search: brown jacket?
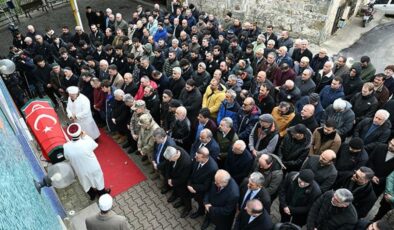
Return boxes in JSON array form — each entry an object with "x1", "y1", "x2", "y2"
[{"x1": 309, "y1": 127, "x2": 341, "y2": 155}]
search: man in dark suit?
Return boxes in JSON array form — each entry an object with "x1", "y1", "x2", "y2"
[
  {"x1": 367, "y1": 138, "x2": 394, "y2": 196},
  {"x1": 333, "y1": 167, "x2": 377, "y2": 218},
  {"x1": 202, "y1": 169, "x2": 240, "y2": 230},
  {"x1": 190, "y1": 128, "x2": 220, "y2": 160},
  {"x1": 152, "y1": 128, "x2": 176, "y2": 183},
  {"x1": 186, "y1": 147, "x2": 218, "y2": 219},
  {"x1": 234, "y1": 199, "x2": 273, "y2": 230},
  {"x1": 225, "y1": 140, "x2": 254, "y2": 184},
  {"x1": 239, "y1": 172, "x2": 271, "y2": 214},
  {"x1": 263, "y1": 25, "x2": 278, "y2": 48},
  {"x1": 194, "y1": 108, "x2": 218, "y2": 141},
  {"x1": 163, "y1": 146, "x2": 193, "y2": 218}
]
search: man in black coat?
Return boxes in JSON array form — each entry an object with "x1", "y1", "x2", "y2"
[
  {"x1": 121, "y1": 73, "x2": 138, "y2": 96},
  {"x1": 151, "y1": 128, "x2": 176, "y2": 183},
  {"x1": 168, "y1": 67, "x2": 186, "y2": 99},
  {"x1": 225, "y1": 140, "x2": 254, "y2": 184},
  {"x1": 164, "y1": 146, "x2": 192, "y2": 217},
  {"x1": 202, "y1": 169, "x2": 239, "y2": 230},
  {"x1": 179, "y1": 79, "x2": 203, "y2": 125},
  {"x1": 239, "y1": 172, "x2": 271, "y2": 214},
  {"x1": 279, "y1": 169, "x2": 321, "y2": 227},
  {"x1": 186, "y1": 147, "x2": 218, "y2": 219},
  {"x1": 301, "y1": 150, "x2": 337, "y2": 193},
  {"x1": 190, "y1": 128, "x2": 220, "y2": 160},
  {"x1": 307, "y1": 189, "x2": 358, "y2": 230},
  {"x1": 353, "y1": 109, "x2": 391, "y2": 153},
  {"x1": 277, "y1": 124, "x2": 312, "y2": 172},
  {"x1": 234, "y1": 199, "x2": 273, "y2": 230},
  {"x1": 367, "y1": 139, "x2": 394, "y2": 196},
  {"x1": 333, "y1": 167, "x2": 377, "y2": 218},
  {"x1": 335, "y1": 137, "x2": 368, "y2": 182},
  {"x1": 142, "y1": 86, "x2": 161, "y2": 124}
]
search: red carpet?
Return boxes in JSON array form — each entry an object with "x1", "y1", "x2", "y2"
[{"x1": 94, "y1": 129, "x2": 146, "y2": 196}]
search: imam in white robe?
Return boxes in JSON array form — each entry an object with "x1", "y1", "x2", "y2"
[
  {"x1": 66, "y1": 93, "x2": 100, "y2": 139},
  {"x1": 63, "y1": 135, "x2": 104, "y2": 192}
]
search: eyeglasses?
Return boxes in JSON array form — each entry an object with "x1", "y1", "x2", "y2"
[{"x1": 243, "y1": 103, "x2": 251, "y2": 106}]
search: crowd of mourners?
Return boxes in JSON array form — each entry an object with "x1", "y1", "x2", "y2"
[{"x1": 2, "y1": 1, "x2": 394, "y2": 229}]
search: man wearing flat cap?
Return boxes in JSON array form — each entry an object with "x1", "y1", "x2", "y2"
[
  {"x1": 66, "y1": 86, "x2": 100, "y2": 140},
  {"x1": 85, "y1": 194, "x2": 130, "y2": 230},
  {"x1": 249, "y1": 114, "x2": 279, "y2": 158},
  {"x1": 64, "y1": 123, "x2": 110, "y2": 200}
]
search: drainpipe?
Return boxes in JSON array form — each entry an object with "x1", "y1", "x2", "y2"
[{"x1": 70, "y1": 0, "x2": 83, "y2": 30}]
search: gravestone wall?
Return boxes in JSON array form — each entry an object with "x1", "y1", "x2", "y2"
[{"x1": 191, "y1": 0, "x2": 335, "y2": 43}]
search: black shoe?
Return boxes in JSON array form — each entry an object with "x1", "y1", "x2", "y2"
[
  {"x1": 173, "y1": 200, "x2": 184, "y2": 208},
  {"x1": 141, "y1": 155, "x2": 148, "y2": 162},
  {"x1": 87, "y1": 188, "x2": 97, "y2": 201},
  {"x1": 201, "y1": 217, "x2": 210, "y2": 230},
  {"x1": 122, "y1": 142, "x2": 131, "y2": 148},
  {"x1": 190, "y1": 210, "x2": 204, "y2": 219},
  {"x1": 167, "y1": 194, "x2": 177, "y2": 203},
  {"x1": 161, "y1": 187, "x2": 170, "y2": 194},
  {"x1": 180, "y1": 208, "x2": 191, "y2": 218}
]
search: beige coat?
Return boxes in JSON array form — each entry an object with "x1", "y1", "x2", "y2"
[
  {"x1": 137, "y1": 121, "x2": 160, "y2": 159},
  {"x1": 309, "y1": 127, "x2": 342, "y2": 155}
]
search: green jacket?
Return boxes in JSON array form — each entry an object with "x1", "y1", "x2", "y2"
[{"x1": 385, "y1": 170, "x2": 394, "y2": 204}]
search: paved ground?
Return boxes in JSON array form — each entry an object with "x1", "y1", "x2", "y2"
[
  {"x1": 339, "y1": 22, "x2": 394, "y2": 72},
  {"x1": 2, "y1": 1, "x2": 386, "y2": 229}
]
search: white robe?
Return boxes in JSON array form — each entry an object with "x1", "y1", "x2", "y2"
[
  {"x1": 63, "y1": 136, "x2": 104, "y2": 192},
  {"x1": 66, "y1": 93, "x2": 100, "y2": 139}
]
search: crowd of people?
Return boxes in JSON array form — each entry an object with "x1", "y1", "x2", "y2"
[{"x1": 2, "y1": 1, "x2": 394, "y2": 230}]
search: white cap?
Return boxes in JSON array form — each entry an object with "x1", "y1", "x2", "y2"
[
  {"x1": 67, "y1": 123, "x2": 82, "y2": 138},
  {"x1": 67, "y1": 86, "x2": 79, "y2": 94},
  {"x1": 98, "y1": 194, "x2": 113, "y2": 211}
]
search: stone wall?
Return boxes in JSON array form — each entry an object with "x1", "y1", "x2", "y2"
[{"x1": 189, "y1": 0, "x2": 345, "y2": 44}]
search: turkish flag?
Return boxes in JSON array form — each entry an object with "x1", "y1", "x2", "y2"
[{"x1": 22, "y1": 100, "x2": 67, "y2": 163}]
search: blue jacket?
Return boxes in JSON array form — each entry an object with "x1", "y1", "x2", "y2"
[
  {"x1": 153, "y1": 28, "x2": 168, "y2": 43},
  {"x1": 217, "y1": 100, "x2": 241, "y2": 128},
  {"x1": 237, "y1": 105, "x2": 261, "y2": 142},
  {"x1": 319, "y1": 85, "x2": 345, "y2": 109}
]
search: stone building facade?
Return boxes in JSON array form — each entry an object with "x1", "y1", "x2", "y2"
[{"x1": 188, "y1": 0, "x2": 366, "y2": 44}]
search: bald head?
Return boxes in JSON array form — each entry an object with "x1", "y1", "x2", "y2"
[
  {"x1": 246, "y1": 199, "x2": 264, "y2": 216},
  {"x1": 301, "y1": 104, "x2": 315, "y2": 119},
  {"x1": 215, "y1": 169, "x2": 231, "y2": 188},
  {"x1": 320, "y1": 149, "x2": 336, "y2": 166},
  {"x1": 232, "y1": 140, "x2": 246, "y2": 154}
]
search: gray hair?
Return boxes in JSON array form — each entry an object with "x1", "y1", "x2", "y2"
[
  {"x1": 153, "y1": 128, "x2": 167, "y2": 138},
  {"x1": 300, "y1": 56, "x2": 310, "y2": 63},
  {"x1": 114, "y1": 89, "x2": 125, "y2": 97},
  {"x1": 123, "y1": 94, "x2": 134, "y2": 103},
  {"x1": 163, "y1": 146, "x2": 178, "y2": 160},
  {"x1": 226, "y1": 89, "x2": 237, "y2": 99},
  {"x1": 198, "y1": 62, "x2": 206, "y2": 69},
  {"x1": 221, "y1": 117, "x2": 233, "y2": 128},
  {"x1": 201, "y1": 128, "x2": 213, "y2": 139},
  {"x1": 267, "y1": 52, "x2": 277, "y2": 59},
  {"x1": 334, "y1": 188, "x2": 354, "y2": 204},
  {"x1": 173, "y1": 67, "x2": 182, "y2": 74},
  {"x1": 234, "y1": 140, "x2": 247, "y2": 151},
  {"x1": 172, "y1": 38, "x2": 179, "y2": 44},
  {"x1": 249, "y1": 172, "x2": 265, "y2": 186},
  {"x1": 228, "y1": 74, "x2": 238, "y2": 82},
  {"x1": 376, "y1": 109, "x2": 390, "y2": 121},
  {"x1": 267, "y1": 39, "x2": 275, "y2": 45}
]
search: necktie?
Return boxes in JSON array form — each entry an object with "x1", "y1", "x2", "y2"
[
  {"x1": 241, "y1": 190, "x2": 253, "y2": 209},
  {"x1": 197, "y1": 163, "x2": 202, "y2": 171},
  {"x1": 156, "y1": 143, "x2": 164, "y2": 163},
  {"x1": 199, "y1": 143, "x2": 205, "y2": 149}
]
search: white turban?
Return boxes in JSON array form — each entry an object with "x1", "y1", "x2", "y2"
[{"x1": 67, "y1": 86, "x2": 79, "y2": 94}]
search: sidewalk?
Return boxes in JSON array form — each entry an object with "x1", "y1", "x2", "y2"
[{"x1": 310, "y1": 10, "x2": 391, "y2": 55}]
